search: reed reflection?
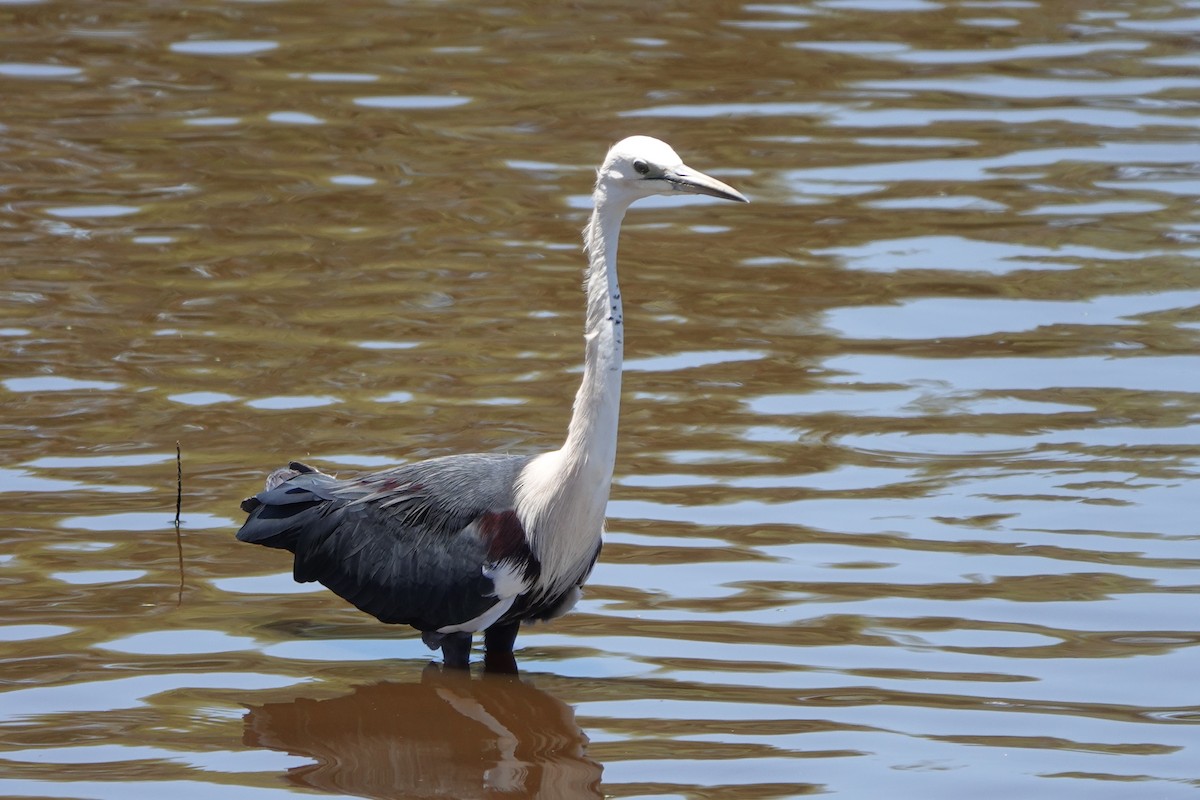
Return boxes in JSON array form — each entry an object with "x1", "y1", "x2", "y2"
[{"x1": 243, "y1": 669, "x2": 602, "y2": 800}]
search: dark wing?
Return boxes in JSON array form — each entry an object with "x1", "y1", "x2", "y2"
[{"x1": 236, "y1": 455, "x2": 536, "y2": 632}]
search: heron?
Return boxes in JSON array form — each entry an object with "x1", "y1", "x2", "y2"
[{"x1": 236, "y1": 136, "x2": 747, "y2": 672}]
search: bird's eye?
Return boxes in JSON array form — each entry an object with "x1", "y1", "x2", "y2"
[{"x1": 632, "y1": 159, "x2": 650, "y2": 175}]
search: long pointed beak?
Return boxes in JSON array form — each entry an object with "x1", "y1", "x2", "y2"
[{"x1": 664, "y1": 164, "x2": 749, "y2": 203}]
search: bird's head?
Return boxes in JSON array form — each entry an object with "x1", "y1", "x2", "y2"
[{"x1": 596, "y1": 135, "x2": 748, "y2": 206}]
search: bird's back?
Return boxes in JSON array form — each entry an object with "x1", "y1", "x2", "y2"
[{"x1": 237, "y1": 453, "x2": 536, "y2": 632}]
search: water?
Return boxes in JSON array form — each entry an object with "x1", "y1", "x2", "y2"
[{"x1": 2, "y1": 0, "x2": 1199, "y2": 797}]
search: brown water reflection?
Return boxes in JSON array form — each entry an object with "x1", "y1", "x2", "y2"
[
  {"x1": 244, "y1": 671, "x2": 601, "y2": 799},
  {"x1": 3, "y1": 0, "x2": 1200, "y2": 798}
]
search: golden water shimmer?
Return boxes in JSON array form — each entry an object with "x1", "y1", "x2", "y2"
[{"x1": 2, "y1": 1, "x2": 1199, "y2": 798}]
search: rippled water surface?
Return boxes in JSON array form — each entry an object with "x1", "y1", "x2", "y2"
[{"x1": 3, "y1": 1, "x2": 1199, "y2": 798}]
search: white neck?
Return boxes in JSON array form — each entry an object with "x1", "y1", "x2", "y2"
[
  {"x1": 566, "y1": 186, "x2": 625, "y2": 470},
  {"x1": 516, "y1": 184, "x2": 627, "y2": 594}
]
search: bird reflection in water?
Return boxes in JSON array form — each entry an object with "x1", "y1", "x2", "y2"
[{"x1": 243, "y1": 668, "x2": 603, "y2": 799}]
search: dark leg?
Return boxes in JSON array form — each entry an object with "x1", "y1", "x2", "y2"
[
  {"x1": 440, "y1": 632, "x2": 472, "y2": 669},
  {"x1": 483, "y1": 621, "x2": 520, "y2": 674}
]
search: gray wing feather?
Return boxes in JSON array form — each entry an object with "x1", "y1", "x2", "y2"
[{"x1": 236, "y1": 454, "x2": 533, "y2": 632}]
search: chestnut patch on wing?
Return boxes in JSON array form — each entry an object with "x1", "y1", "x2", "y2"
[
  {"x1": 478, "y1": 510, "x2": 531, "y2": 562},
  {"x1": 372, "y1": 477, "x2": 420, "y2": 493}
]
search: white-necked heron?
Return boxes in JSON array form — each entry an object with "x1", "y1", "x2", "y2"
[{"x1": 237, "y1": 136, "x2": 747, "y2": 671}]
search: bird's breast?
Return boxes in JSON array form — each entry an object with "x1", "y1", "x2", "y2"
[{"x1": 514, "y1": 450, "x2": 609, "y2": 600}]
